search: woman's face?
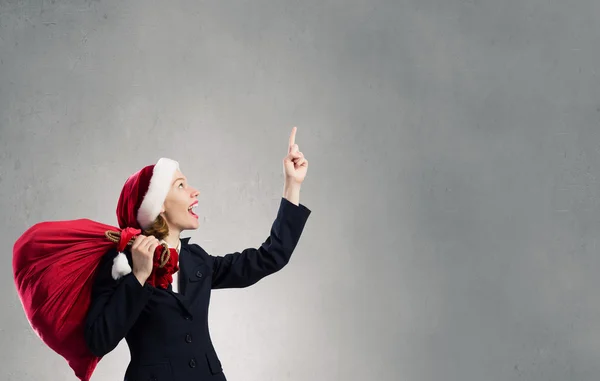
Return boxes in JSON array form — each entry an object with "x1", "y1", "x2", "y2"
[{"x1": 160, "y1": 169, "x2": 200, "y2": 232}]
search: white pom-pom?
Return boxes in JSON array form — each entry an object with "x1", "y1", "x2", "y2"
[{"x1": 111, "y1": 252, "x2": 132, "y2": 280}]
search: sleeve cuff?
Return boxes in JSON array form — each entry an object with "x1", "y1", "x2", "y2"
[{"x1": 280, "y1": 197, "x2": 311, "y2": 218}]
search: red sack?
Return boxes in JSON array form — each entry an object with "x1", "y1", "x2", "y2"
[{"x1": 12, "y1": 218, "x2": 173, "y2": 381}]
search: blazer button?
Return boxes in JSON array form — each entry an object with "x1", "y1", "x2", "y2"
[
  {"x1": 195, "y1": 270, "x2": 203, "y2": 278},
  {"x1": 189, "y1": 358, "x2": 197, "y2": 368},
  {"x1": 185, "y1": 334, "x2": 192, "y2": 343},
  {"x1": 183, "y1": 315, "x2": 191, "y2": 320}
]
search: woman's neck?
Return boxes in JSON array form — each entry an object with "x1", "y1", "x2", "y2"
[{"x1": 164, "y1": 231, "x2": 181, "y2": 249}]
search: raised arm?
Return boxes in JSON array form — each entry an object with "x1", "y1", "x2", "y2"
[
  {"x1": 205, "y1": 196, "x2": 311, "y2": 289},
  {"x1": 205, "y1": 126, "x2": 311, "y2": 288}
]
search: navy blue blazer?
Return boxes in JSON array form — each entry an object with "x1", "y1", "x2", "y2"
[{"x1": 84, "y1": 197, "x2": 311, "y2": 381}]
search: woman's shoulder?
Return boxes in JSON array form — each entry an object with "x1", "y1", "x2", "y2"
[
  {"x1": 184, "y1": 241, "x2": 216, "y2": 266},
  {"x1": 183, "y1": 240, "x2": 206, "y2": 254}
]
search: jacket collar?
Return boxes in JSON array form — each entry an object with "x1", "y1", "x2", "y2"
[{"x1": 159, "y1": 237, "x2": 192, "y2": 253}]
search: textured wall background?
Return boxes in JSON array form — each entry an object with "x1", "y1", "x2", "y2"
[{"x1": 2, "y1": 0, "x2": 600, "y2": 380}]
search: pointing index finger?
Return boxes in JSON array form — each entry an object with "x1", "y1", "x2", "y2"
[{"x1": 289, "y1": 126, "x2": 297, "y2": 148}]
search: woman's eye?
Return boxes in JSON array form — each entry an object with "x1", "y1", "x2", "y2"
[{"x1": 179, "y1": 183, "x2": 184, "y2": 188}]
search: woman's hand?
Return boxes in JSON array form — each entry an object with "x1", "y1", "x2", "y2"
[
  {"x1": 283, "y1": 126, "x2": 308, "y2": 185},
  {"x1": 131, "y1": 235, "x2": 159, "y2": 285}
]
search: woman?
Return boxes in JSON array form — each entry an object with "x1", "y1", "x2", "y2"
[{"x1": 84, "y1": 127, "x2": 311, "y2": 381}]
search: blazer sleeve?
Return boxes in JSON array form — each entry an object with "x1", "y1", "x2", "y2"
[
  {"x1": 209, "y1": 197, "x2": 311, "y2": 289},
  {"x1": 84, "y1": 248, "x2": 155, "y2": 357}
]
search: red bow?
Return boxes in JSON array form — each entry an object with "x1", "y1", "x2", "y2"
[{"x1": 147, "y1": 247, "x2": 179, "y2": 289}]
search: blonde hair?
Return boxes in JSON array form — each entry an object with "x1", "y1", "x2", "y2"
[{"x1": 142, "y1": 214, "x2": 170, "y2": 240}]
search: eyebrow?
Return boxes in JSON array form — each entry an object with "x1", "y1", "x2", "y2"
[{"x1": 173, "y1": 177, "x2": 186, "y2": 185}]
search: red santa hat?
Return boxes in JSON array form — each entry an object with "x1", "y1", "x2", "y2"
[{"x1": 112, "y1": 157, "x2": 180, "y2": 279}]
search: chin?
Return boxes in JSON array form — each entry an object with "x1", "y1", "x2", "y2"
[{"x1": 178, "y1": 218, "x2": 200, "y2": 232}]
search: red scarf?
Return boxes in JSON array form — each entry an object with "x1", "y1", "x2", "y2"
[{"x1": 147, "y1": 247, "x2": 179, "y2": 289}]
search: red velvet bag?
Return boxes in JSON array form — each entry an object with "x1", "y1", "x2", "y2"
[{"x1": 12, "y1": 218, "x2": 177, "y2": 381}]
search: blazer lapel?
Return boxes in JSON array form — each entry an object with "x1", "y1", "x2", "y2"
[
  {"x1": 177, "y1": 237, "x2": 192, "y2": 295},
  {"x1": 165, "y1": 237, "x2": 194, "y2": 316},
  {"x1": 177, "y1": 238, "x2": 213, "y2": 309}
]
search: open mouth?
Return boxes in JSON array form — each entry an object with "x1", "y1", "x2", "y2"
[{"x1": 188, "y1": 202, "x2": 199, "y2": 219}]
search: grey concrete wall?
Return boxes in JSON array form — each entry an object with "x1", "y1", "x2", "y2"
[{"x1": 2, "y1": 0, "x2": 600, "y2": 380}]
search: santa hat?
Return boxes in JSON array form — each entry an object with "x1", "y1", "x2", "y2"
[{"x1": 112, "y1": 157, "x2": 180, "y2": 279}]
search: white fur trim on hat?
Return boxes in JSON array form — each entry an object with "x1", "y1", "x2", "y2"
[
  {"x1": 111, "y1": 252, "x2": 132, "y2": 280},
  {"x1": 137, "y1": 157, "x2": 180, "y2": 230}
]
